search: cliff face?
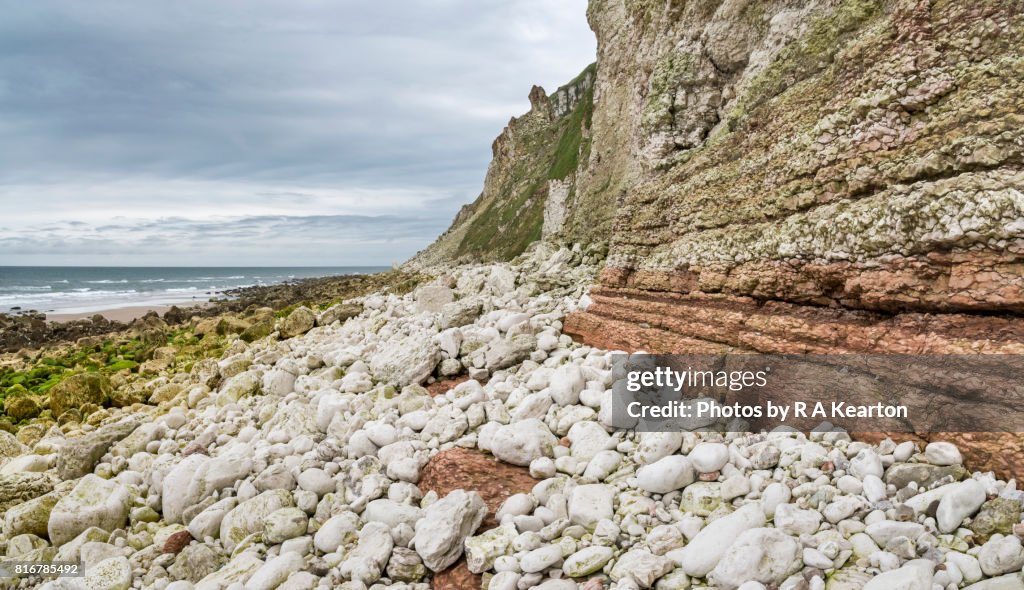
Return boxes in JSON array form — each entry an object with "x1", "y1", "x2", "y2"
[
  {"x1": 565, "y1": 0, "x2": 1024, "y2": 355},
  {"x1": 415, "y1": 0, "x2": 1024, "y2": 355}
]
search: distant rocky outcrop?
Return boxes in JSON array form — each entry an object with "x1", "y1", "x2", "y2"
[{"x1": 408, "y1": 64, "x2": 609, "y2": 266}]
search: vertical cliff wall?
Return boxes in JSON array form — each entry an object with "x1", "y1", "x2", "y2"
[
  {"x1": 564, "y1": 0, "x2": 1024, "y2": 355},
  {"x1": 412, "y1": 0, "x2": 1024, "y2": 354}
]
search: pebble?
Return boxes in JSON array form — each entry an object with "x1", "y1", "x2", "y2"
[
  {"x1": 521, "y1": 544, "x2": 563, "y2": 573},
  {"x1": 635, "y1": 455, "x2": 695, "y2": 494},
  {"x1": 937, "y1": 479, "x2": 986, "y2": 533},
  {"x1": 689, "y1": 442, "x2": 729, "y2": 473},
  {"x1": 925, "y1": 441, "x2": 963, "y2": 466}
]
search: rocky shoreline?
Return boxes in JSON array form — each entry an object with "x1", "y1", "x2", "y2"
[
  {"x1": 0, "y1": 244, "x2": 1021, "y2": 590},
  {"x1": 0, "y1": 271, "x2": 425, "y2": 355}
]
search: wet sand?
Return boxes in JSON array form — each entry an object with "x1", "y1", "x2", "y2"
[{"x1": 47, "y1": 304, "x2": 187, "y2": 323}]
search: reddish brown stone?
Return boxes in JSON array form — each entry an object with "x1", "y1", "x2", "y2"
[
  {"x1": 418, "y1": 448, "x2": 539, "y2": 530},
  {"x1": 566, "y1": 287, "x2": 1024, "y2": 355},
  {"x1": 162, "y1": 530, "x2": 193, "y2": 554},
  {"x1": 430, "y1": 560, "x2": 481, "y2": 590},
  {"x1": 427, "y1": 375, "x2": 470, "y2": 397},
  {"x1": 420, "y1": 448, "x2": 539, "y2": 589}
]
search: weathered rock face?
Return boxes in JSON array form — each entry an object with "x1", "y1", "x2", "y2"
[
  {"x1": 413, "y1": 0, "x2": 1024, "y2": 356},
  {"x1": 564, "y1": 0, "x2": 1024, "y2": 351}
]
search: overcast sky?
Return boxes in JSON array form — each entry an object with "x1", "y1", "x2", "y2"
[{"x1": 0, "y1": 1, "x2": 595, "y2": 266}]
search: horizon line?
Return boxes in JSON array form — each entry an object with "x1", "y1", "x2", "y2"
[{"x1": 0, "y1": 264, "x2": 394, "y2": 269}]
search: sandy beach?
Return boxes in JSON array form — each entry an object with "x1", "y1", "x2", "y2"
[{"x1": 47, "y1": 304, "x2": 178, "y2": 323}]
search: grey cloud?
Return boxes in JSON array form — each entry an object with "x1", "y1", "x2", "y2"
[
  {"x1": 0, "y1": 214, "x2": 449, "y2": 266},
  {"x1": 0, "y1": 0, "x2": 594, "y2": 264}
]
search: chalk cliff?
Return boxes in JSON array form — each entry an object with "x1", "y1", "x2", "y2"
[
  {"x1": 417, "y1": 0, "x2": 1024, "y2": 355},
  {"x1": 566, "y1": 0, "x2": 1024, "y2": 356}
]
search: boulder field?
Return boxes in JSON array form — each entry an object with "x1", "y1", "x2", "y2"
[{"x1": 0, "y1": 245, "x2": 1022, "y2": 590}]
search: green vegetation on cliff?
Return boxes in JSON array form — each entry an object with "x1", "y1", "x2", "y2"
[
  {"x1": 409, "y1": 64, "x2": 597, "y2": 266},
  {"x1": 549, "y1": 83, "x2": 594, "y2": 181}
]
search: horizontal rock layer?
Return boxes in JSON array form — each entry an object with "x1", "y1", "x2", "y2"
[
  {"x1": 565, "y1": 289, "x2": 1024, "y2": 481},
  {"x1": 565, "y1": 285, "x2": 1024, "y2": 355}
]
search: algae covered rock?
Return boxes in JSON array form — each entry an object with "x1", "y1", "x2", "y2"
[
  {"x1": 5, "y1": 490, "x2": 62, "y2": 537},
  {"x1": 168, "y1": 542, "x2": 221, "y2": 582},
  {"x1": 680, "y1": 481, "x2": 722, "y2": 516},
  {"x1": 216, "y1": 370, "x2": 262, "y2": 405},
  {"x1": 240, "y1": 317, "x2": 275, "y2": 342},
  {"x1": 261, "y1": 506, "x2": 308, "y2": 544},
  {"x1": 971, "y1": 498, "x2": 1023, "y2": 540},
  {"x1": 3, "y1": 385, "x2": 42, "y2": 421},
  {"x1": 465, "y1": 523, "x2": 517, "y2": 574},
  {"x1": 107, "y1": 382, "x2": 149, "y2": 408},
  {"x1": 316, "y1": 303, "x2": 362, "y2": 326},
  {"x1": 563, "y1": 545, "x2": 614, "y2": 577},
  {"x1": 48, "y1": 372, "x2": 113, "y2": 418},
  {"x1": 220, "y1": 489, "x2": 294, "y2": 551},
  {"x1": 215, "y1": 316, "x2": 251, "y2": 336},
  {"x1": 278, "y1": 306, "x2": 315, "y2": 338}
]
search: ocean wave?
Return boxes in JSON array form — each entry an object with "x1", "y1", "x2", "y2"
[
  {"x1": 0, "y1": 288, "x2": 139, "y2": 300},
  {"x1": 0, "y1": 286, "x2": 208, "y2": 313},
  {"x1": 85, "y1": 279, "x2": 130, "y2": 284},
  {"x1": 2, "y1": 285, "x2": 53, "y2": 292}
]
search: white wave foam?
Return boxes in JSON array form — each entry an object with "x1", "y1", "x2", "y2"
[{"x1": 2, "y1": 285, "x2": 53, "y2": 292}]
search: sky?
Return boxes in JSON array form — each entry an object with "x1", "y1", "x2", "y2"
[{"x1": 0, "y1": 1, "x2": 596, "y2": 266}]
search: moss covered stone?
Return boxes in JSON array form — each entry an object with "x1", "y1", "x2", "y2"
[
  {"x1": 279, "y1": 306, "x2": 316, "y2": 339},
  {"x1": 239, "y1": 318, "x2": 275, "y2": 343},
  {"x1": 3, "y1": 385, "x2": 42, "y2": 422},
  {"x1": 970, "y1": 498, "x2": 1021, "y2": 540},
  {"x1": 48, "y1": 373, "x2": 112, "y2": 419}
]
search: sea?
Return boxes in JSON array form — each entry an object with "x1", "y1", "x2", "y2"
[{"x1": 0, "y1": 267, "x2": 389, "y2": 315}]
